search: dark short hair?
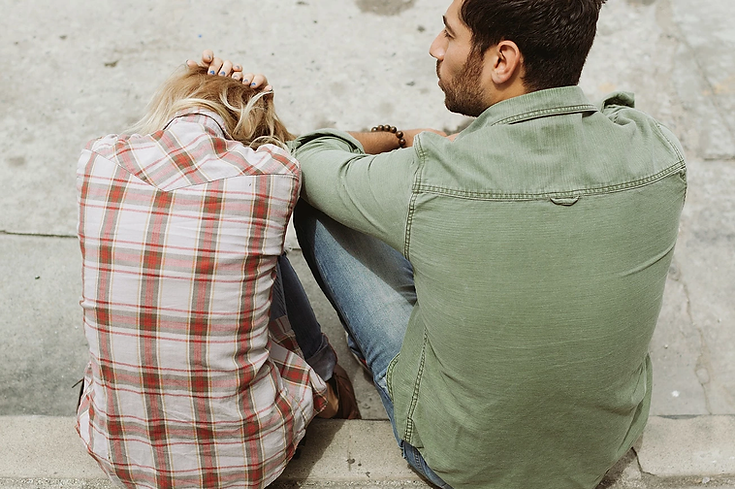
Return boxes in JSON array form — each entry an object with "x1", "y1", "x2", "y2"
[{"x1": 459, "y1": 0, "x2": 606, "y2": 91}]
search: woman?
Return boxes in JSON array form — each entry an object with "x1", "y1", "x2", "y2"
[{"x1": 76, "y1": 64, "x2": 359, "y2": 489}]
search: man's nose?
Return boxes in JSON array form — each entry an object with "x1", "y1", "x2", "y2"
[{"x1": 429, "y1": 33, "x2": 445, "y2": 60}]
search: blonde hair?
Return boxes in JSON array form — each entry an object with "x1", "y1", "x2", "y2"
[{"x1": 128, "y1": 65, "x2": 294, "y2": 149}]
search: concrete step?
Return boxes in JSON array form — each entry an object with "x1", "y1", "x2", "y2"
[{"x1": 1, "y1": 416, "x2": 734, "y2": 488}]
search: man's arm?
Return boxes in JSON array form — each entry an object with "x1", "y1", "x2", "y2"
[
  {"x1": 349, "y1": 128, "x2": 446, "y2": 154},
  {"x1": 291, "y1": 129, "x2": 429, "y2": 252},
  {"x1": 189, "y1": 51, "x2": 448, "y2": 250}
]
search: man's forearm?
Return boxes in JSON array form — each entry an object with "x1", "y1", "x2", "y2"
[
  {"x1": 348, "y1": 127, "x2": 446, "y2": 154},
  {"x1": 347, "y1": 131, "x2": 403, "y2": 154}
]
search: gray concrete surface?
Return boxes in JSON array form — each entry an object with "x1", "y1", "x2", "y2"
[
  {"x1": 2, "y1": 416, "x2": 735, "y2": 489},
  {"x1": 637, "y1": 416, "x2": 735, "y2": 478},
  {"x1": 1, "y1": 0, "x2": 734, "y2": 487}
]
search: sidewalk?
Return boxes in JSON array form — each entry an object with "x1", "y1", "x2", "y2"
[
  {"x1": 0, "y1": 416, "x2": 734, "y2": 488},
  {"x1": 1, "y1": 0, "x2": 734, "y2": 487}
]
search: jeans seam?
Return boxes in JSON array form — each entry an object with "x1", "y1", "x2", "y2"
[
  {"x1": 386, "y1": 353, "x2": 398, "y2": 400},
  {"x1": 411, "y1": 448, "x2": 422, "y2": 469}
]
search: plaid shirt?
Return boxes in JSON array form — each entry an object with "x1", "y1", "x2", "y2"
[{"x1": 76, "y1": 110, "x2": 327, "y2": 488}]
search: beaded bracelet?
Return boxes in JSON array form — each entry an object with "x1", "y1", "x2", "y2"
[{"x1": 371, "y1": 124, "x2": 407, "y2": 148}]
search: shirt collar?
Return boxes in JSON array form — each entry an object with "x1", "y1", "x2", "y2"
[
  {"x1": 470, "y1": 86, "x2": 598, "y2": 129},
  {"x1": 165, "y1": 109, "x2": 231, "y2": 139}
]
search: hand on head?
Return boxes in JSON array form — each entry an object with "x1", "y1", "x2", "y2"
[
  {"x1": 186, "y1": 50, "x2": 272, "y2": 92},
  {"x1": 185, "y1": 51, "x2": 455, "y2": 145}
]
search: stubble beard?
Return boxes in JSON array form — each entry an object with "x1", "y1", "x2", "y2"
[{"x1": 436, "y1": 51, "x2": 487, "y2": 118}]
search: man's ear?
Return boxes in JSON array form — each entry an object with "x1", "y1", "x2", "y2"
[{"x1": 490, "y1": 40, "x2": 523, "y2": 85}]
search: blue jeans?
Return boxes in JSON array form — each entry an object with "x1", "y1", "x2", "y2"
[
  {"x1": 294, "y1": 201, "x2": 452, "y2": 489},
  {"x1": 270, "y1": 254, "x2": 336, "y2": 381}
]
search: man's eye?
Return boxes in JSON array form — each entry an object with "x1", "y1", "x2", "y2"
[{"x1": 443, "y1": 29, "x2": 451, "y2": 39}]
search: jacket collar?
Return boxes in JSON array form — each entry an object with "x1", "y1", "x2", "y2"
[{"x1": 464, "y1": 86, "x2": 598, "y2": 134}]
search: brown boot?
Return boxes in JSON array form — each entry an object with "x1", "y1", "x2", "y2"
[{"x1": 318, "y1": 364, "x2": 361, "y2": 419}]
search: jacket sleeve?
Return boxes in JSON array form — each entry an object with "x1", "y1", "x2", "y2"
[{"x1": 291, "y1": 129, "x2": 419, "y2": 254}]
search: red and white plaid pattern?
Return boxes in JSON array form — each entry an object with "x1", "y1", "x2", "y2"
[{"x1": 76, "y1": 111, "x2": 327, "y2": 488}]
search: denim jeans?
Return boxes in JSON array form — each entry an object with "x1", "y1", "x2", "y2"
[
  {"x1": 270, "y1": 253, "x2": 336, "y2": 381},
  {"x1": 293, "y1": 201, "x2": 452, "y2": 489}
]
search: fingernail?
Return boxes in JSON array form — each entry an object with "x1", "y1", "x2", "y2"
[
  {"x1": 209, "y1": 70, "x2": 215, "y2": 74},
  {"x1": 250, "y1": 82, "x2": 257, "y2": 87},
  {"x1": 243, "y1": 79, "x2": 249, "y2": 84},
  {"x1": 234, "y1": 65, "x2": 241, "y2": 70},
  {"x1": 219, "y1": 71, "x2": 226, "y2": 76}
]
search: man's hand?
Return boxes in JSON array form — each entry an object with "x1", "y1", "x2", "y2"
[{"x1": 186, "y1": 50, "x2": 272, "y2": 92}]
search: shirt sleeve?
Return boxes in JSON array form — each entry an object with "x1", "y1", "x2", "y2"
[{"x1": 291, "y1": 129, "x2": 419, "y2": 254}]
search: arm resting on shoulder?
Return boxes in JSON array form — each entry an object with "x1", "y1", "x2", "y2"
[{"x1": 291, "y1": 129, "x2": 421, "y2": 252}]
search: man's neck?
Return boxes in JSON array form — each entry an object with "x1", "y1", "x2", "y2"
[{"x1": 488, "y1": 80, "x2": 530, "y2": 107}]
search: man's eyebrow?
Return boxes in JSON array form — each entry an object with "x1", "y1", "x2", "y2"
[{"x1": 442, "y1": 15, "x2": 457, "y2": 36}]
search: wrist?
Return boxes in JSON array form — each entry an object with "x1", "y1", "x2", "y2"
[{"x1": 371, "y1": 124, "x2": 406, "y2": 149}]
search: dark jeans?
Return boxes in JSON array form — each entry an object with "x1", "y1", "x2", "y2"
[{"x1": 271, "y1": 253, "x2": 336, "y2": 381}]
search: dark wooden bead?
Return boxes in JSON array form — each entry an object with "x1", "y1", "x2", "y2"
[{"x1": 370, "y1": 124, "x2": 406, "y2": 147}]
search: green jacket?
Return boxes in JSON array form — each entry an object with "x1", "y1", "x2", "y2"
[{"x1": 292, "y1": 86, "x2": 686, "y2": 489}]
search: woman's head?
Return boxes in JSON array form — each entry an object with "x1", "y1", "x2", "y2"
[{"x1": 130, "y1": 65, "x2": 293, "y2": 148}]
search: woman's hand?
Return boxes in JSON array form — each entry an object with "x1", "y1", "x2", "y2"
[{"x1": 186, "y1": 50, "x2": 272, "y2": 92}]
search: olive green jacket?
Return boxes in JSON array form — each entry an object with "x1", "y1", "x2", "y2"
[{"x1": 292, "y1": 86, "x2": 687, "y2": 489}]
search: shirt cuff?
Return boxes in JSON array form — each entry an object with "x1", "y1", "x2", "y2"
[{"x1": 289, "y1": 128, "x2": 365, "y2": 155}]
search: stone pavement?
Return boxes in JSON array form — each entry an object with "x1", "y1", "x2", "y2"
[{"x1": 1, "y1": 0, "x2": 734, "y2": 487}]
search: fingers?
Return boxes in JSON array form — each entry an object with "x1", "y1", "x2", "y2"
[
  {"x1": 240, "y1": 73, "x2": 255, "y2": 86},
  {"x1": 206, "y1": 57, "x2": 238, "y2": 77},
  {"x1": 239, "y1": 74, "x2": 272, "y2": 93},
  {"x1": 207, "y1": 57, "x2": 223, "y2": 75},
  {"x1": 202, "y1": 49, "x2": 214, "y2": 65},
  {"x1": 240, "y1": 74, "x2": 269, "y2": 89},
  {"x1": 250, "y1": 74, "x2": 269, "y2": 89},
  {"x1": 187, "y1": 50, "x2": 216, "y2": 69},
  {"x1": 189, "y1": 50, "x2": 272, "y2": 92},
  {"x1": 218, "y1": 60, "x2": 233, "y2": 76},
  {"x1": 185, "y1": 57, "x2": 230, "y2": 75},
  {"x1": 186, "y1": 49, "x2": 215, "y2": 70},
  {"x1": 186, "y1": 50, "x2": 214, "y2": 70}
]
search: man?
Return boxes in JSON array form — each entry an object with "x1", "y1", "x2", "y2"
[{"x1": 206, "y1": 0, "x2": 686, "y2": 486}]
